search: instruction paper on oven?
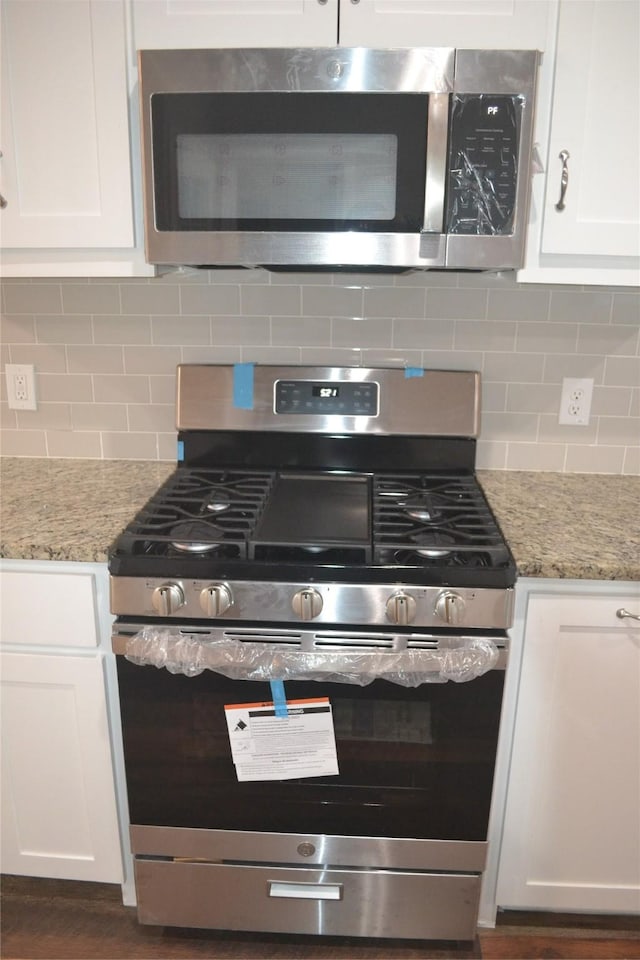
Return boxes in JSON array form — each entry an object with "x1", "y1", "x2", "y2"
[{"x1": 224, "y1": 698, "x2": 339, "y2": 781}]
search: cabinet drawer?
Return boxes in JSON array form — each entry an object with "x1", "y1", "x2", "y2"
[
  {"x1": 0, "y1": 571, "x2": 99, "y2": 648},
  {"x1": 134, "y1": 858, "x2": 481, "y2": 940}
]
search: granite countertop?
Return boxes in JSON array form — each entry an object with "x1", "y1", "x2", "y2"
[{"x1": 1, "y1": 458, "x2": 638, "y2": 581}]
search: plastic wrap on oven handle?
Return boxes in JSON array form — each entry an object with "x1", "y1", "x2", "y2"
[{"x1": 124, "y1": 628, "x2": 499, "y2": 686}]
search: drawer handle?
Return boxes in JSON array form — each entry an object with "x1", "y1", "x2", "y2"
[
  {"x1": 616, "y1": 608, "x2": 640, "y2": 622},
  {"x1": 269, "y1": 881, "x2": 342, "y2": 901}
]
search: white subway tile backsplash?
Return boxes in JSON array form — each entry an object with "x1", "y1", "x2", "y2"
[
  {"x1": 565, "y1": 445, "x2": 626, "y2": 474},
  {"x1": 67, "y1": 345, "x2": 124, "y2": 375},
  {"x1": 425, "y1": 287, "x2": 486, "y2": 320},
  {"x1": 93, "y1": 316, "x2": 152, "y2": 344},
  {"x1": 120, "y1": 282, "x2": 180, "y2": 315},
  {"x1": 2, "y1": 315, "x2": 37, "y2": 343},
  {"x1": 101, "y1": 432, "x2": 159, "y2": 460},
  {"x1": 180, "y1": 283, "x2": 240, "y2": 315},
  {"x1": 4, "y1": 283, "x2": 63, "y2": 314},
  {"x1": 392, "y1": 317, "x2": 454, "y2": 351},
  {"x1": 35, "y1": 315, "x2": 93, "y2": 344},
  {"x1": 549, "y1": 289, "x2": 613, "y2": 324},
  {"x1": 123, "y1": 345, "x2": 182, "y2": 374},
  {"x1": 46, "y1": 430, "x2": 102, "y2": 459},
  {"x1": 61, "y1": 283, "x2": 121, "y2": 315},
  {"x1": 240, "y1": 283, "x2": 301, "y2": 317},
  {"x1": 152, "y1": 315, "x2": 211, "y2": 345},
  {"x1": 331, "y1": 316, "x2": 392, "y2": 349},
  {"x1": 93, "y1": 374, "x2": 151, "y2": 404},
  {"x1": 1, "y1": 271, "x2": 638, "y2": 472}
]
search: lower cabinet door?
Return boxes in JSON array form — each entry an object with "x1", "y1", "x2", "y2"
[
  {"x1": 496, "y1": 592, "x2": 640, "y2": 914},
  {"x1": 0, "y1": 651, "x2": 123, "y2": 882}
]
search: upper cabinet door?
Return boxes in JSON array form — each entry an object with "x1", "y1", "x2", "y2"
[
  {"x1": 339, "y1": 0, "x2": 552, "y2": 49},
  {"x1": 541, "y1": 0, "x2": 640, "y2": 259},
  {"x1": 132, "y1": 0, "x2": 338, "y2": 49},
  {"x1": 0, "y1": 0, "x2": 134, "y2": 249}
]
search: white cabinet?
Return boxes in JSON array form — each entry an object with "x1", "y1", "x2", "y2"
[
  {"x1": 0, "y1": 561, "x2": 126, "y2": 885},
  {"x1": 519, "y1": 0, "x2": 640, "y2": 286},
  {"x1": 0, "y1": 0, "x2": 151, "y2": 277},
  {"x1": 495, "y1": 582, "x2": 640, "y2": 915},
  {"x1": 131, "y1": 0, "x2": 338, "y2": 48},
  {"x1": 339, "y1": 0, "x2": 552, "y2": 50},
  {"x1": 132, "y1": 0, "x2": 552, "y2": 50}
]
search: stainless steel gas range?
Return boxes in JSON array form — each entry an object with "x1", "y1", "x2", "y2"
[{"x1": 109, "y1": 364, "x2": 516, "y2": 942}]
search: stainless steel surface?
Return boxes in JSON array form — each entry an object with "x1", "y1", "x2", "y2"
[
  {"x1": 423, "y1": 92, "x2": 448, "y2": 234},
  {"x1": 130, "y1": 824, "x2": 488, "y2": 871},
  {"x1": 134, "y1": 857, "x2": 482, "y2": 939},
  {"x1": 555, "y1": 149, "x2": 571, "y2": 211},
  {"x1": 139, "y1": 46, "x2": 538, "y2": 270},
  {"x1": 176, "y1": 365, "x2": 481, "y2": 436},
  {"x1": 139, "y1": 46, "x2": 454, "y2": 97},
  {"x1": 616, "y1": 607, "x2": 640, "y2": 622},
  {"x1": 110, "y1": 578, "x2": 514, "y2": 629}
]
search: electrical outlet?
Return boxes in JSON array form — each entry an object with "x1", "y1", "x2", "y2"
[
  {"x1": 559, "y1": 377, "x2": 593, "y2": 426},
  {"x1": 5, "y1": 364, "x2": 37, "y2": 411}
]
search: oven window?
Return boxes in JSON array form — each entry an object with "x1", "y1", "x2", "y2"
[
  {"x1": 116, "y1": 658, "x2": 503, "y2": 842},
  {"x1": 151, "y1": 92, "x2": 428, "y2": 233}
]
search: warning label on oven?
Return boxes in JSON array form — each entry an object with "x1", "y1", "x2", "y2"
[{"x1": 223, "y1": 697, "x2": 339, "y2": 782}]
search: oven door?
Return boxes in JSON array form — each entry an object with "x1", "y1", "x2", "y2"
[{"x1": 113, "y1": 623, "x2": 506, "y2": 847}]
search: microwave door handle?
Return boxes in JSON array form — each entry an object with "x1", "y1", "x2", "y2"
[{"x1": 423, "y1": 93, "x2": 449, "y2": 234}]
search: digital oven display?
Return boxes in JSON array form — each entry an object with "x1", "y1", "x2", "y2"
[{"x1": 275, "y1": 379, "x2": 379, "y2": 416}]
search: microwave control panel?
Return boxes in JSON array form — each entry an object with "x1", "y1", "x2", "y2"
[{"x1": 446, "y1": 94, "x2": 521, "y2": 236}]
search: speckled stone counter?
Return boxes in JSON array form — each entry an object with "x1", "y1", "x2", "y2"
[{"x1": 1, "y1": 458, "x2": 638, "y2": 580}]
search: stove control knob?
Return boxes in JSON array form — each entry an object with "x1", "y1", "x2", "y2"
[
  {"x1": 200, "y1": 583, "x2": 233, "y2": 617},
  {"x1": 151, "y1": 582, "x2": 185, "y2": 616},
  {"x1": 386, "y1": 591, "x2": 416, "y2": 625},
  {"x1": 292, "y1": 588, "x2": 323, "y2": 621},
  {"x1": 434, "y1": 591, "x2": 466, "y2": 626}
]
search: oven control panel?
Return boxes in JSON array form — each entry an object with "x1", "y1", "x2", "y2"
[{"x1": 274, "y1": 379, "x2": 379, "y2": 417}]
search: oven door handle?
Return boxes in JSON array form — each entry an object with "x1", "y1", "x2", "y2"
[{"x1": 269, "y1": 881, "x2": 342, "y2": 901}]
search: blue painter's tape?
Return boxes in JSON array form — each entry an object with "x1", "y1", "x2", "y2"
[
  {"x1": 177, "y1": 440, "x2": 184, "y2": 461},
  {"x1": 404, "y1": 367, "x2": 424, "y2": 378},
  {"x1": 233, "y1": 362, "x2": 255, "y2": 409},
  {"x1": 270, "y1": 680, "x2": 288, "y2": 718}
]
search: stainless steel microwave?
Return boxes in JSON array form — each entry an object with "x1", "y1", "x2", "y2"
[{"x1": 139, "y1": 47, "x2": 539, "y2": 272}]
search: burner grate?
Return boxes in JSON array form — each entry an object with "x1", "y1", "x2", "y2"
[
  {"x1": 113, "y1": 469, "x2": 274, "y2": 557},
  {"x1": 373, "y1": 474, "x2": 511, "y2": 566}
]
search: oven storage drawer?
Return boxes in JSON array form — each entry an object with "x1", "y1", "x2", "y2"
[{"x1": 134, "y1": 858, "x2": 481, "y2": 940}]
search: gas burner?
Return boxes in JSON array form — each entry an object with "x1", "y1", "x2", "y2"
[
  {"x1": 401, "y1": 496, "x2": 445, "y2": 523},
  {"x1": 170, "y1": 520, "x2": 224, "y2": 554},
  {"x1": 410, "y1": 531, "x2": 456, "y2": 559},
  {"x1": 204, "y1": 489, "x2": 232, "y2": 514}
]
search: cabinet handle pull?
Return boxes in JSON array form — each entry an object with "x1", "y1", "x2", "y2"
[
  {"x1": 554, "y1": 150, "x2": 570, "y2": 211},
  {"x1": 616, "y1": 608, "x2": 640, "y2": 622},
  {"x1": 0, "y1": 193, "x2": 7, "y2": 209}
]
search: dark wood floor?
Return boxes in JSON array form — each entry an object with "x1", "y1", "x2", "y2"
[{"x1": 1, "y1": 875, "x2": 639, "y2": 960}]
